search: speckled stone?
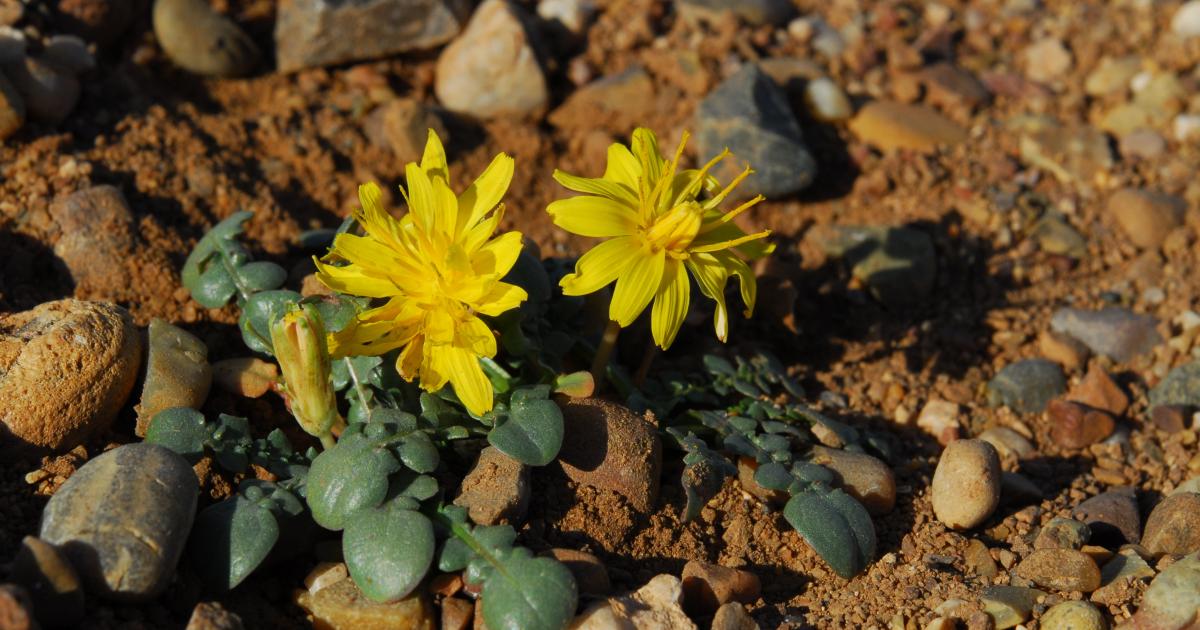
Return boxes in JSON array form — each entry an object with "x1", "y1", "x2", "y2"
[
  {"x1": 1142, "y1": 493, "x2": 1200, "y2": 557},
  {"x1": 39, "y1": 443, "x2": 198, "y2": 601},
  {"x1": 987, "y1": 359, "x2": 1066, "y2": 414},
  {"x1": 1039, "y1": 601, "x2": 1106, "y2": 630},
  {"x1": 1014, "y1": 549, "x2": 1101, "y2": 592}
]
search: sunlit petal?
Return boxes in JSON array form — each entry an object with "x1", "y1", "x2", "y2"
[
  {"x1": 559, "y1": 236, "x2": 640, "y2": 296},
  {"x1": 458, "y1": 152, "x2": 514, "y2": 232},
  {"x1": 547, "y1": 196, "x2": 639, "y2": 238},
  {"x1": 651, "y1": 258, "x2": 689, "y2": 350},
  {"x1": 609, "y1": 247, "x2": 665, "y2": 326}
]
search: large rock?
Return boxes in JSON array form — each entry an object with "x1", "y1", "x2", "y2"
[
  {"x1": 136, "y1": 318, "x2": 212, "y2": 435},
  {"x1": 434, "y1": 0, "x2": 547, "y2": 119},
  {"x1": 1072, "y1": 488, "x2": 1141, "y2": 546},
  {"x1": 931, "y1": 439, "x2": 1001, "y2": 530},
  {"x1": 1142, "y1": 493, "x2": 1200, "y2": 557},
  {"x1": 1050, "y1": 307, "x2": 1161, "y2": 363},
  {"x1": 275, "y1": 0, "x2": 465, "y2": 73},
  {"x1": 153, "y1": 0, "x2": 259, "y2": 77},
  {"x1": 39, "y1": 443, "x2": 199, "y2": 601},
  {"x1": 1129, "y1": 552, "x2": 1200, "y2": 629},
  {"x1": 694, "y1": 63, "x2": 815, "y2": 198},
  {"x1": 49, "y1": 185, "x2": 135, "y2": 293},
  {"x1": 556, "y1": 398, "x2": 661, "y2": 512},
  {"x1": 0, "y1": 300, "x2": 142, "y2": 456}
]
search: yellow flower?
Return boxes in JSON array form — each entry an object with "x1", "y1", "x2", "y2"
[
  {"x1": 314, "y1": 130, "x2": 527, "y2": 416},
  {"x1": 547, "y1": 127, "x2": 773, "y2": 349}
]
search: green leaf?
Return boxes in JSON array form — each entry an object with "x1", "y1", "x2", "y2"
[
  {"x1": 783, "y1": 485, "x2": 876, "y2": 579},
  {"x1": 239, "y1": 261, "x2": 287, "y2": 292},
  {"x1": 481, "y1": 550, "x2": 578, "y2": 630},
  {"x1": 343, "y1": 505, "x2": 435, "y2": 602},
  {"x1": 753, "y1": 462, "x2": 793, "y2": 491},
  {"x1": 188, "y1": 496, "x2": 280, "y2": 591},
  {"x1": 144, "y1": 407, "x2": 209, "y2": 462},
  {"x1": 182, "y1": 211, "x2": 253, "y2": 300},
  {"x1": 396, "y1": 432, "x2": 439, "y2": 473},
  {"x1": 192, "y1": 264, "x2": 238, "y2": 309},
  {"x1": 239, "y1": 290, "x2": 301, "y2": 354},
  {"x1": 487, "y1": 395, "x2": 563, "y2": 466},
  {"x1": 306, "y1": 434, "x2": 402, "y2": 530}
]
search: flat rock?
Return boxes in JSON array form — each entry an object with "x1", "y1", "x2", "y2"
[
  {"x1": 10, "y1": 536, "x2": 85, "y2": 628},
  {"x1": 1129, "y1": 552, "x2": 1200, "y2": 629},
  {"x1": 549, "y1": 66, "x2": 657, "y2": 133},
  {"x1": 918, "y1": 62, "x2": 990, "y2": 111},
  {"x1": 136, "y1": 318, "x2": 212, "y2": 436},
  {"x1": 452, "y1": 446, "x2": 530, "y2": 526},
  {"x1": 1072, "y1": 488, "x2": 1142, "y2": 546},
  {"x1": 979, "y1": 426, "x2": 1035, "y2": 464},
  {"x1": 2, "y1": 55, "x2": 79, "y2": 125},
  {"x1": 1035, "y1": 518, "x2": 1091, "y2": 550},
  {"x1": 40, "y1": 443, "x2": 198, "y2": 601},
  {"x1": 981, "y1": 585, "x2": 1044, "y2": 629},
  {"x1": 1040, "y1": 601, "x2": 1105, "y2": 630},
  {"x1": 1106, "y1": 188, "x2": 1186, "y2": 249},
  {"x1": 556, "y1": 398, "x2": 661, "y2": 512},
  {"x1": 1014, "y1": 548, "x2": 1101, "y2": 592},
  {"x1": 1085, "y1": 55, "x2": 1141, "y2": 96},
  {"x1": 931, "y1": 439, "x2": 1001, "y2": 530},
  {"x1": 987, "y1": 358, "x2": 1066, "y2": 414},
  {"x1": 1068, "y1": 365, "x2": 1129, "y2": 416},
  {"x1": 1092, "y1": 547, "x2": 1155, "y2": 606},
  {"x1": 434, "y1": 0, "x2": 547, "y2": 119},
  {"x1": 153, "y1": 0, "x2": 259, "y2": 77},
  {"x1": 1047, "y1": 399, "x2": 1116, "y2": 449},
  {"x1": 675, "y1": 0, "x2": 792, "y2": 26},
  {"x1": 1151, "y1": 405, "x2": 1192, "y2": 434},
  {"x1": 0, "y1": 299, "x2": 142, "y2": 456},
  {"x1": 1151, "y1": 363, "x2": 1200, "y2": 408},
  {"x1": 808, "y1": 445, "x2": 895, "y2": 515},
  {"x1": 1142, "y1": 493, "x2": 1200, "y2": 557},
  {"x1": 295, "y1": 574, "x2": 433, "y2": 629},
  {"x1": 50, "y1": 185, "x2": 136, "y2": 292},
  {"x1": 276, "y1": 0, "x2": 464, "y2": 72},
  {"x1": 848, "y1": 101, "x2": 967, "y2": 152},
  {"x1": 694, "y1": 63, "x2": 815, "y2": 199},
  {"x1": 1050, "y1": 307, "x2": 1161, "y2": 363}
]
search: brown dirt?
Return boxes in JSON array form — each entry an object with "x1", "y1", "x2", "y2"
[{"x1": 3, "y1": 0, "x2": 1200, "y2": 628}]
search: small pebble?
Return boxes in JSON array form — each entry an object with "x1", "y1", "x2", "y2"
[
  {"x1": 152, "y1": 0, "x2": 259, "y2": 76},
  {"x1": 981, "y1": 585, "x2": 1044, "y2": 629},
  {"x1": 1015, "y1": 548, "x2": 1101, "y2": 592},
  {"x1": 1050, "y1": 307, "x2": 1162, "y2": 364},
  {"x1": 1047, "y1": 399, "x2": 1116, "y2": 449},
  {"x1": 808, "y1": 446, "x2": 896, "y2": 515},
  {"x1": 987, "y1": 359, "x2": 1066, "y2": 414},
  {"x1": 1034, "y1": 518, "x2": 1091, "y2": 551},
  {"x1": 931, "y1": 439, "x2": 1001, "y2": 530},
  {"x1": 453, "y1": 446, "x2": 530, "y2": 526},
  {"x1": 1072, "y1": 488, "x2": 1142, "y2": 546},
  {"x1": 804, "y1": 76, "x2": 851, "y2": 122},
  {"x1": 1172, "y1": 0, "x2": 1200, "y2": 37},
  {"x1": 1039, "y1": 600, "x2": 1106, "y2": 630},
  {"x1": 680, "y1": 560, "x2": 761, "y2": 616},
  {"x1": 1106, "y1": 188, "x2": 1186, "y2": 250},
  {"x1": 9, "y1": 536, "x2": 85, "y2": 628}
]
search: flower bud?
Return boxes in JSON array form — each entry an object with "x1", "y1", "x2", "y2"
[{"x1": 270, "y1": 303, "x2": 341, "y2": 447}]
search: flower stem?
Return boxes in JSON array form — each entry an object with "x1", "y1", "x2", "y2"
[
  {"x1": 633, "y1": 342, "x2": 657, "y2": 389},
  {"x1": 591, "y1": 320, "x2": 621, "y2": 392}
]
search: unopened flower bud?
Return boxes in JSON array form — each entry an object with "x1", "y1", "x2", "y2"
[{"x1": 270, "y1": 303, "x2": 341, "y2": 448}]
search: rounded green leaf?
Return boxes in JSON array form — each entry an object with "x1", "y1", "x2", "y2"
[
  {"x1": 753, "y1": 462, "x2": 793, "y2": 491},
  {"x1": 481, "y1": 551, "x2": 578, "y2": 630},
  {"x1": 239, "y1": 261, "x2": 288, "y2": 292},
  {"x1": 238, "y1": 290, "x2": 301, "y2": 354},
  {"x1": 192, "y1": 263, "x2": 238, "y2": 308},
  {"x1": 188, "y1": 496, "x2": 280, "y2": 591},
  {"x1": 487, "y1": 398, "x2": 563, "y2": 466},
  {"x1": 782, "y1": 486, "x2": 876, "y2": 579},
  {"x1": 397, "y1": 432, "x2": 439, "y2": 473},
  {"x1": 306, "y1": 435, "x2": 401, "y2": 530},
  {"x1": 145, "y1": 408, "x2": 209, "y2": 462},
  {"x1": 343, "y1": 506, "x2": 434, "y2": 602}
]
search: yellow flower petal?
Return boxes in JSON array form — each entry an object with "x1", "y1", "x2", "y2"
[
  {"x1": 472, "y1": 231, "x2": 524, "y2": 277},
  {"x1": 328, "y1": 233, "x2": 401, "y2": 274},
  {"x1": 713, "y1": 250, "x2": 757, "y2": 317},
  {"x1": 458, "y1": 152, "x2": 514, "y2": 233},
  {"x1": 314, "y1": 258, "x2": 397, "y2": 298},
  {"x1": 552, "y1": 169, "x2": 637, "y2": 206},
  {"x1": 357, "y1": 183, "x2": 403, "y2": 247},
  {"x1": 431, "y1": 176, "x2": 460, "y2": 240},
  {"x1": 631, "y1": 127, "x2": 663, "y2": 189},
  {"x1": 603, "y1": 143, "x2": 641, "y2": 191},
  {"x1": 458, "y1": 316, "x2": 498, "y2": 358},
  {"x1": 547, "y1": 196, "x2": 639, "y2": 238},
  {"x1": 559, "y1": 236, "x2": 639, "y2": 296},
  {"x1": 420, "y1": 129, "x2": 449, "y2": 182},
  {"x1": 436, "y1": 344, "x2": 493, "y2": 416},
  {"x1": 685, "y1": 253, "x2": 731, "y2": 341},
  {"x1": 396, "y1": 335, "x2": 424, "y2": 381},
  {"x1": 651, "y1": 258, "x2": 689, "y2": 350},
  {"x1": 473, "y1": 282, "x2": 528, "y2": 316},
  {"x1": 405, "y1": 162, "x2": 437, "y2": 234},
  {"x1": 609, "y1": 247, "x2": 665, "y2": 326}
]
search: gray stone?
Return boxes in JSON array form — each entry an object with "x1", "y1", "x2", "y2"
[
  {"x1": 40, "y1": 443, "x2": 199, "y2": 601},
  {"x1": 1034, "y1": 517, "x2": 1091, "y2": 550},
  {"x1": 2, "y1": 55, "x2": 79, "y2": 124},
  {"x1": 819, "y1": 225, "x2": 936, "y2": 309},
  {"x1": 1050, "y1": 307, "x2": 1161, "y2": 363},
  {"x1": 10, "y1": 536, "x2": 85, "y2": 628},
  {"x1": 43, "y1": 35, "x2": 96, "y2": 74},
  {"x1": 275, "y1": 0, "x2": 465, "y2": 73},
  {"x1": 675, "y1": 0, "x2": 792, "y2": 26},
  {"x1": 0, "y1": 24, "x2": 25, "y2": 63},
  {"x1": 153, "y1": 0, "x2": 259, "y2": 77},
  {"x1": 695, "y1": 63, "x2": 816, "y2": 199},
  {"x1": 1072, "y1": 487, "x2": 1141, "y2": 546},
  {"x1": 453, "y1": 446, "x2": 530, "y2": 526},
  {"x1": 1130, "y1": 552, "x2": 1200, "y2": 628},
  {"x1": 434, "y1": 0, "x2": 547, "y2": 119},
  {"x1": 1151, "y1": 362, "x2": 1200, "y2": 408},
  {"x1": 135, "y1": 318, "x2": 212, "y2": 436},
  {"x1": 987, "y1": 359, "x2": 1066, "y2": 414}
]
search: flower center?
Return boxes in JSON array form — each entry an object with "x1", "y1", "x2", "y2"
[{"x1": 642, "y1": 201, "x2": 703, "y2": 254}]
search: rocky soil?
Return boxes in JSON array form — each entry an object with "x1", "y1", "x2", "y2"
[{"x1": 2, "y1": 0, "x2": 1200, "y2": 628}]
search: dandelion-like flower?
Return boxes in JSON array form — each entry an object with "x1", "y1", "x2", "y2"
[
  {"x1": 547, "y1": 127, "x2": 773, "y2": 349},
  {"x1": 315, "y1": 130, "x2": 527, "y2": 416}
]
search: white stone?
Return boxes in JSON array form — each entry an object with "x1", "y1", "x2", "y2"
[
  {"x1": 537, "y1": 0, "x2": 594, "y2": 33},
  {"x1": 1174, "y1": 114, "x2": 1200, "y2": 142},
  {"x1": 1171, "y1": 0, "x2": 1200, "y2": 37},
  {"x1": 804, "y1": 76, "x2": 851, "y2": 122}
]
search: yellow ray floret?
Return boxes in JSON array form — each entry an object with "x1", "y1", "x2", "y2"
[
  {"x1": 315, "y1": 130, "x2": 526, "y2": 416},
  {"x1": 547, "y1": 127, "x2": 773, "y2": 349}
]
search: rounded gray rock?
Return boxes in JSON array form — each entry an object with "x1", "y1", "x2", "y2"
[
  {"x1": 152, "y1": 0, "x2": 259, "y2": 77},
  {"x1": 39, "y1": 443, "x2": 198, "y2": 602}
]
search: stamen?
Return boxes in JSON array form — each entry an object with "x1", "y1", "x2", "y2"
[
  {"x1": 697, "y1": 195, "x2": 764, "y2": 235},
  {"x1": 690, "y1": 229, "x2": 772, "y2": 253},
  {"x1": 703, "y1": 165, "x2": 754, "y2": 210},
  {"x1": 674, "y1": 149, "x2": 729, "y2": 207}
]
